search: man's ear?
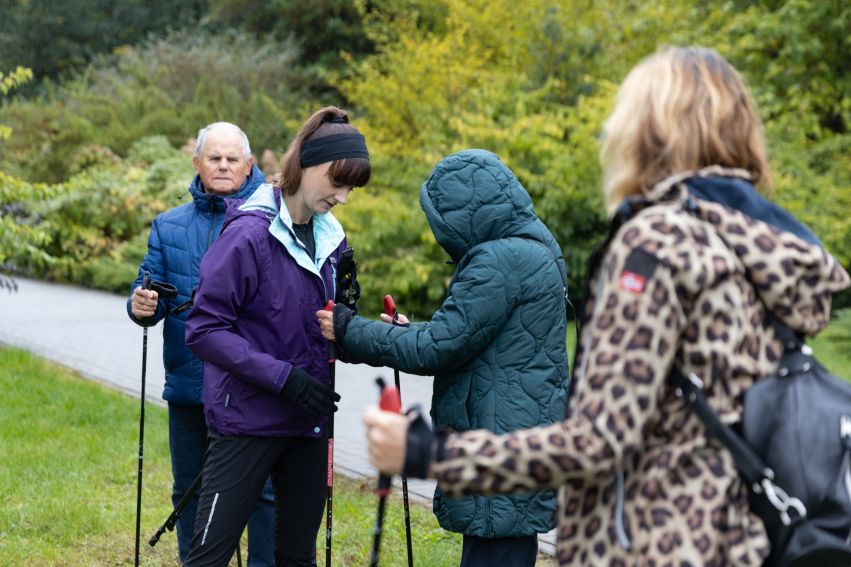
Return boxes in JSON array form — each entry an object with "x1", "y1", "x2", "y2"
[
  {"x1": 192, "y1": 156, "x2": 201, "y2": 174},
  {"x1": 247, "y1": 156, "x2": 256, "y2": 171}
]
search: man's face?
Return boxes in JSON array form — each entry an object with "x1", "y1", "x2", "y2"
[{"x1": 193, "y1": 129, "x2": 253, "y2": 195}]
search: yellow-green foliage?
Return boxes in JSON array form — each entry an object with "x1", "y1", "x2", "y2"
[
  {"x1": 0, "y1": 66, "x2": 32, "y2": 141},
  {"x1": 0, "y1": 172, "x2": 57, "y2": 269},
  {"x1": 0, "y1": 65, "x2": 53, "y2": 273},
  {"x1": 339, "y1": 0, "x2": 619, "y2": 313},
  {"x1": 34, "y1": 137, "x2": 193, "y2": 292},
  {"x1": 338, "y1": 0, "x2": 850, "y2": 314},
  {"x1": 1, "y1": 1, "x2": 848, "y2": 314}
]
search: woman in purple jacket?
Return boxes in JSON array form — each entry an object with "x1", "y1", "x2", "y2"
[{"x1": 184, "y1": 106, "x2": 370, "y2": 566}]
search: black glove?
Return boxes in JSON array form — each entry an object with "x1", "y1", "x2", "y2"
[
  {"x1": 333, "y1": 303, "x2": 356, "y2": 343},
  {"x1": 403, "y1": 410, "x2": 446, "y2": 479},
  {"x1": 281, "y1": 368, "x2": 341, "y2": 417}
]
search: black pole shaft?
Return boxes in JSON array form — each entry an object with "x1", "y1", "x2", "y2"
[
  {"x1": 134, "y1": 325, "x2": 147, "y2": 566},
  {"x1": 393, "y1": 367, "x2": 414, "y2": 567},
  {"x1": 369, "y1": 493, "x2": 389, "y2": 567},
  {"x1": 135, "y1": 272, "x2": 152, "y2": 566},
  {"x1": 325, "y1": 343, "x2": 336, "y2": 567},
  {"x1": 149, "y1": 470, "x2": 203, "y2": 546},
  {"x1": 148, "y1": 470, "x2": 242, "y2": 567},
  {"x1": 388, "y1": 305, "x2": 414, "y2": 567}
]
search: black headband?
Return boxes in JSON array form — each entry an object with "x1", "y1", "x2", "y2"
[{"x1": 300, "y1": 133, "x2": 370, "y2": 168}]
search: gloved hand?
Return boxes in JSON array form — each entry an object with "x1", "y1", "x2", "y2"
[{"x1": 282, "y1": 368, "x2": 341, "y2": 417}]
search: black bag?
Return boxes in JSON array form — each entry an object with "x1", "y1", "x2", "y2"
[
  {"x1": 335, "y1": 247, "x2": 360, "y2": 312},
  {"x1": 672, "y1": 319, "x2": 851, "y2": 567}
]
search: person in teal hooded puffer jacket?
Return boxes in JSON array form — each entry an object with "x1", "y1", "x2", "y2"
[{"x1": 317, "y1": 149, "x2": 569, "y2": 566}]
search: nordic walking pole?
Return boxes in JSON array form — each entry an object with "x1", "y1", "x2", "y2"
[
  {"x1": 324, "y1": 300, "x2": 336, "y2": 567},
  {"x1": 148, "y1": 470, "x2": 243, "y2": 567},
  {"x1": 383, "y1": 295, "x2": 414, "y2": 567},
  {"x1": 148, "y1": 470, "x2": 202, "y2": 547},
  {"x1": 370, "y1": 377, "x2": 402, "y2": 567},
  {"x1": 134, "y1": 271, "x2": 152, "y2": 567}
]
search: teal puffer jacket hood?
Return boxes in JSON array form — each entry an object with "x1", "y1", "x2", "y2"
[
  {"x1": 343, "y1": 150, "x2": 569, "y2": 537},
  {"x1": 420, "y1": 149, "x2": 567, "y2": 278}
]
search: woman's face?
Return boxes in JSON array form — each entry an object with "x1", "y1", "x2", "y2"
[{"x1": 297, "y1": 162, "x2": 352, "y2": 215}]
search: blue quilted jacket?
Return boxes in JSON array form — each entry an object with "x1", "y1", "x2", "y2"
[
  {"x1": 127, "y1": 165, "x2": 265, "y2": 404},
  {"x1": 342, "y1": 150, "x2": 569, "y2": 537}
]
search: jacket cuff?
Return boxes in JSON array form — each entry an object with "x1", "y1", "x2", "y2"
[
  {"x1": 333, "y1": 303, "x2": 355, "y2": 343},
  {"x1": 126, "y1": 296, "x2": 164, "y2": 328},
  {"x1": 403, "y1": 413, "x2": 443, "y2": 479},
  {"x1": 274, "y1": 363, "x2": 296, "y2": 394}
]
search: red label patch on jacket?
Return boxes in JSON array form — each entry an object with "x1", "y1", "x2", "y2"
[
  {"x1": 620, "y1": 248, "x2": 658, "y2": 294},
  {"x1": 620, "y1": 270, "x2": 647, "y2": 293}
]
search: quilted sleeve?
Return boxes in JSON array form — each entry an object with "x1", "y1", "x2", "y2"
[
  {"x1": 127, "y1": 216, "x2": 168, "y2": 327},
  {"x1": 431, "y1": 226, "x2": 688, "y2": 495},
  {"x1": 342, "y1": 246, "x2": 518, "y2": 375}
]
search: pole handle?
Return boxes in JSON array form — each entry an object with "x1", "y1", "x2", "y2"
[
  {"x1": 375, "y1": 377, "x2": 401, "y2": 494},
  {"x1": 383, "y1": 294, "x2": 397, "y2": 321},
  {"x1": 377, "y1": 379, "x2": 401, "y2": 413}
]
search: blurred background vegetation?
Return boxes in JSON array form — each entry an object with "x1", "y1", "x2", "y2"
[{"x1": 1, "y1": 0, "x2": 849, "y2": 322}]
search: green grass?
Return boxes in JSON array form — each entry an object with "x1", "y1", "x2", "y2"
[
  {"x1": 0, "y1": 348, "x2": 177, "y2": 566},
  {"x1": 0, "y1": 347, "x2": 556, "y2": 566},
  {"x1": 810, "y1": 309, "x2": 851, "y2": 383}
]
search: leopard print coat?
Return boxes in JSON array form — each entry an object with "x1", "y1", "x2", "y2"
[{"x1": 430, "y1": 168, "x2": 850, "y2": 566}]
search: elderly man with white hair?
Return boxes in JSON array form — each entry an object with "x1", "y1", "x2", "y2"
[{"x1": 127, "y1": 122, "x2": 274, "y2": 566}]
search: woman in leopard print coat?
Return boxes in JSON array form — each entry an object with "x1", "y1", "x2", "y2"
[{"x1": 363, "y1": 46, "x2": 850, "y2": 566}]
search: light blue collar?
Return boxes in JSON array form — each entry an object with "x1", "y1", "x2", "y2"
[{"x1": 240, "y1": 183, "x2": 345, "y2": 278}]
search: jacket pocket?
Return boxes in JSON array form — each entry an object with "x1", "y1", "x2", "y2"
[{"x1": 432, "y1": 374, "x2": 472, "y2": 431}]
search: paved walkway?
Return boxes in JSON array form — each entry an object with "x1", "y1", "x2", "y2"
[{"x1": 0, "y1": 277, "x2": 556, "y2": 555}]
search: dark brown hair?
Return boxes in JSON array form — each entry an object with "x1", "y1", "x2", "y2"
[{"x1": 277, "y1": 106, "x2": 372, "y2": 195}]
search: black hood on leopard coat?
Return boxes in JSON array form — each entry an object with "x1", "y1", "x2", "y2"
[{"x1": 428, "y1": 167, "x2": 850, "y2": 566}]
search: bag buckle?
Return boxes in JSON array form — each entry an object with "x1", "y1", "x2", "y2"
[
  {"x1": 675, "y1": 372, "x2": 704, "y2": 401},
  {"x1": 753, "y1": 475, "x2": 808, "y2": 526}
]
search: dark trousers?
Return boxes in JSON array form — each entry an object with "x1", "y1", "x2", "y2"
[
  {"x1": 168, "y1": 403, "x2": 276, "y2": 566},
  {"x1": 460, "y1": 534, "x2": 538, "y2": 567},
  {"x1": 184, "y1": 433, "x2": 327, "y2": 567}
]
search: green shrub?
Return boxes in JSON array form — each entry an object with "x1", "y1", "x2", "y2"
[
  {"x1": 2, "y1": 1, "x2": 849, "y2": 318},
  {"x1": 15, "y1": 136, "x2": 193, "y2": 288},
  {"x1": 0, "y1": 30, "x2": 315, "y2": 183}
]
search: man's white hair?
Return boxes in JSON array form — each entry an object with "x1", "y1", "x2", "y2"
[{"x1": 194, "y1": 122, "x2": 252, "y2": 159}]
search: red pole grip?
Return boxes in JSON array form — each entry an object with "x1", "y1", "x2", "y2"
[
  {"x1": 383, "y1": 294, "x2": 396, "y2": 318},
  {"x1": 379, "y1": 384, "x2": 401, "y2": 414},
  {"x1": 375, "y1": 377, "x2": 400, "y2": 495}
]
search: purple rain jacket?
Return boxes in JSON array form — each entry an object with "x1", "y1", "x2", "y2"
[{"x1": 185, "y1": 183, "x2": 346, "y2": 437}]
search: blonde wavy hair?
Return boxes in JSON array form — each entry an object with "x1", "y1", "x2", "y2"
[{"x1": 600, "y1": 46, "x2": 772, "y2": 214}]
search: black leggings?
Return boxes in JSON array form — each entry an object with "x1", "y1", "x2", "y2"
[{"x1": 184, "y1": 433, "x2": 327, "y2": 567}]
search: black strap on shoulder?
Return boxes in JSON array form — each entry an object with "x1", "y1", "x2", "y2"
[
  {"x1": 671, "y1": 364, "x2": 809, "y2": 526},
  {"x1": 670, "y1": 368, "x2": 770, "y2": 485},
  {"x1": 170, "y1": 288, "x2": 196, "y2": 315},
  {"x1": 765, "y1": 314, "x2": 802, "y2": 351}
]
